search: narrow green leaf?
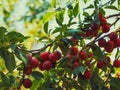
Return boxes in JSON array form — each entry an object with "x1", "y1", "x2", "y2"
[
  {"x1": 86, "y1": 4, "x2": 94, "y2": 9},
  {"x1": 56, "y1": 10, "x2": 65, "y2": 25},
  {"x1": 13, "y1": 47, "x2": 28, "y2": 66},
  {"x1": 51, "y1": 0, "x2": 56, "y2": 8},
  {"x1": 110, "y1": 0, "x2": 116, "y2": 5},
  {"x1": 91, "y1": 44, "x2": 103, "y2": 60},
  {"x1": 94, "y1": 10, "x2": 100, "y2": 24},
  {"x1": 84, "y1": 0, "x2": 89, "y2": 3},
  {"x1": 44, "y1": 22, "x2": 48, "y2": 34},
  {"x1": 43, "y1": 12, "x2": 55, "y2": 23},
  {"x1": 0, "y1": 26, "x2": 7, "y2": 39},
  {"x1": 51, "y1": 27, "x2": 62, "y2": 35},
  {"x1": 5, "y1": 31, "x2": 28, "y2": 43},
  {"x1": 31, "y1": 71, "x2": 44, "y2": 80},
  {"x1": 105, "y1": 6, "x2": 118, "y2": 10},
  {"x1": 58, "y1": 57, "x2": 68, "y2": 67},
  {"x1": 118, "y1": 0, "x2": 120, "y2": 10},
  {"x1": 30, "y1": 80, "x2": 41, "y2": 90},
  {"x1": 73, "y1": 2, "x2": 79, "y2": 17},
  {"x1": 83, "y1": 12, "x2": 89, "y2": 17},
  {"x1": 110, "y1": 78, "x2": 120, "y2": 90},
  {"x1": 68, "y1": 29, "x2": 84, "y2": 34},
  {"x1": 79, "y1": 66, "x2": 87, "y2": 73},
  {"x1": 0, "y1": 72, "x2": 11, "y2": 87},
  {"x1": 2, "y1": 50, "x2": 16, "y2": 72}
]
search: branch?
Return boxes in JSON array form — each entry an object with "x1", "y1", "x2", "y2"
[
  {"x1": 101, "y1": 0, "x2": 111, "y2": 7},
  {"x1": 17, "y1": 64, "x2": 25, "y2": 90},
  {"x1": 95, "y1": 28, "x2": 120, "y2": 42},
  {"x1": 110, "y1": 18, "x2": 120, "y2": 26},
  {"x1": 18, "y1": 41, "x2": 55, "y2": 54},
  {"x1": 102, "y1": 69, "x2": 112, "y2": 88},
  {"x1": 106, "y1": 13, "x2": 120, "y2": 19}
]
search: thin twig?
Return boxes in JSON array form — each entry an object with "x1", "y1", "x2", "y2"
[
  {"x1": 106, "y1": 13, "x2": 120, "y2": 19},
  {"x1": 110, "y1": 18, "x2": 120, "y2": 26}
]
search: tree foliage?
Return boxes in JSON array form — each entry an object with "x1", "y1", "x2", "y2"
[{"x1": 0, "y1": 0, "x2": 120, "y2": 89}]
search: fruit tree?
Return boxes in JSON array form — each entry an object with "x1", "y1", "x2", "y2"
[{"x1": 0, "y1": 0, "x2": 120, "y2": 90}]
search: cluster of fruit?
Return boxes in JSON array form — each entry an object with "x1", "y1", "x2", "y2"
[
  {"x1": 81, "y1": 12, "x2": 110, "y2": 38},
  {"x1": 98, "y1": 32, "x2": 120, "y2": 53},
  {"x1": 22, "y1": 51, "x2": 61, "y2": 88},
  {"x1": 66, "y1": 46, "x2": 93, "y2": 80}
]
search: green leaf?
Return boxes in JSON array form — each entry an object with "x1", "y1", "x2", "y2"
[
  {"x1": 44, "y1": 22, "x2": 48, "y2": 34},
  {"x1": 73, "y1": 2, "x2": 79, "y2": 17},
  {"x1": 56, "y1": 10, "x2": 65, "y2": 26},
  {"x1": 2, "y1": 50, "x2": 16, "y2": 72},
  {"x1": 13, "y1": 47, "x2": 28, "y2": 66},
  {"x1": 56, "y1": 18, "x2": 63, "y2": 26},
  {"x1": 86, "y1": 4, "x2": 94, "y2": 9},
  {"x1": 58, "y1": 57, "x2": 68, "y2": 67},
  {"x1": 105, "y1": 6, "x2": 118, "y2": 10},
  {"x1": 62, "y1": 38, "x2": 74, "y2": 46},
  {"x1": 68, "y1": 29, "x2": 84, "y2": 34},
  {"x1": 51, "y1": 27, "x2": 62, "y2": 35},
  {"x1": 31, "y1": 71, "x2": 44, "y2": 80},
  {"x1": 94, "y1": 10, "x2": 100, "y2": 24},
  {"x1": 110, "y1": 0, "x2": 116, "y2": 5},
  {"x1": 0, "y1": 72, "x2": 11, "y2": 87},
  {"x1": 43, "y1": 12, "x2": 55, "y2": 23},
  {"x1": 91, "y1": 44, "x2": 103, "y2": 60},
  {"x1": 110, "y1": 78, "x2": 120, "y2": 90},
  {"x1": 118, "y1": 0, "x2": 120, "y2": 10},
  {"x1": 73, "y1": 66, "x2": 87, "y2": 76},
  {"x1": 68, "y1": 10, "x2": 73, "y2": 18},
  {"x1": 5, "y1": 31, "x2": 28, "y2": 43},
  {"x1": 51, "y1": 0, "x2": 56, "y2": 8},
  {"x1": 0, "y1": 26, "x2": 7, "y2": 39},
  {"x1": 30, "y1": 80, "x2": 40, "y2": 90},
  {"x1": 83, "y1": 12, "x2": 89, "y2": 17},
  {"x1": 84, "y1": 0, "x2": 89, "y2": 3},
  {"x1": 79, "y1": 66, "x2": 87, "y2": 73}
]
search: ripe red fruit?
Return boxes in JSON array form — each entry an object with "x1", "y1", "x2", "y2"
[
  {"x1": 24, "y1": 66, "x2": 32, "y2": 75},
  {"x1": 49, "y1": 53, "x2": 58, "y2": 62},
  {"x1": 100, "y1": 18, "x2": 107, "y2": 25},
  {"x1": 70, "y1": 46, "x2": 78, "y2": 56},
  {"x1": 54, "y1": 51, "x2": 61, "y2": 60},
  {"x1": 40, "y1": 52, "x2": 49, "y2": 61},
  {"x1": 98, "y1": 38, "x2": 106, "y2": 47},
  {"x1": 113, "y1": 60, "x2": 120, "y2": 68},
  {"x1": 78, "y1": 50, "x2": 87, "y2": 60},
  {"x1": 99, "y1": 12, "x2": 103, "y2": 20},
  {"x1": 30, "y1": 58, "x2": 39, "y2": 68},
  {"x1": 114, "y1": 38, "x2": 120, "y2": 47},
  {"x1": 27, "y1": 55, "x2": 33, "y2": 64},
  {"x1": 91, "y1": 23, "x2": 100, "y2": 31},
  {"x1": 104, "y1": 56, "x2": 111, "y2": 64},
  {"x1": 84, "y1": 69, "x2": 92, "y2": 80},
  {"x1": 43, "y1": 61, "x2": 52, "y2": 70},
  {"x1": 109, "y1": 32, "x2": 118, "y2": 41},
  {"x1": 22, "y1": 78, "x2": 32, "y2": 88},
  {"x1": 66, "y1": 53, "x2": 72, "y2": 60},
  {"x1": 72, "y1": 62, "x2": 79, "y2": 69},
  {"x1": 102, "y1": 24, "x2": 110, "y2": 33},
  {"x1": 97, "y1": 61, "x2": 104, "y2": 68},
  {"x1": 88, "y1": 53, "x2": 93, "y2": 58},
  {"x1": 70, "y1": 37, "x2": 78, "y2": 45},
  {"x1": 85, "y1": 30, "x2": 93, "y2": 37},
  {"x1": 104, "y1": 40, "x2": 114, "y2": 53},
  {"x1": 38, "y1": 63, "x2": 44, "y2": 71}
]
